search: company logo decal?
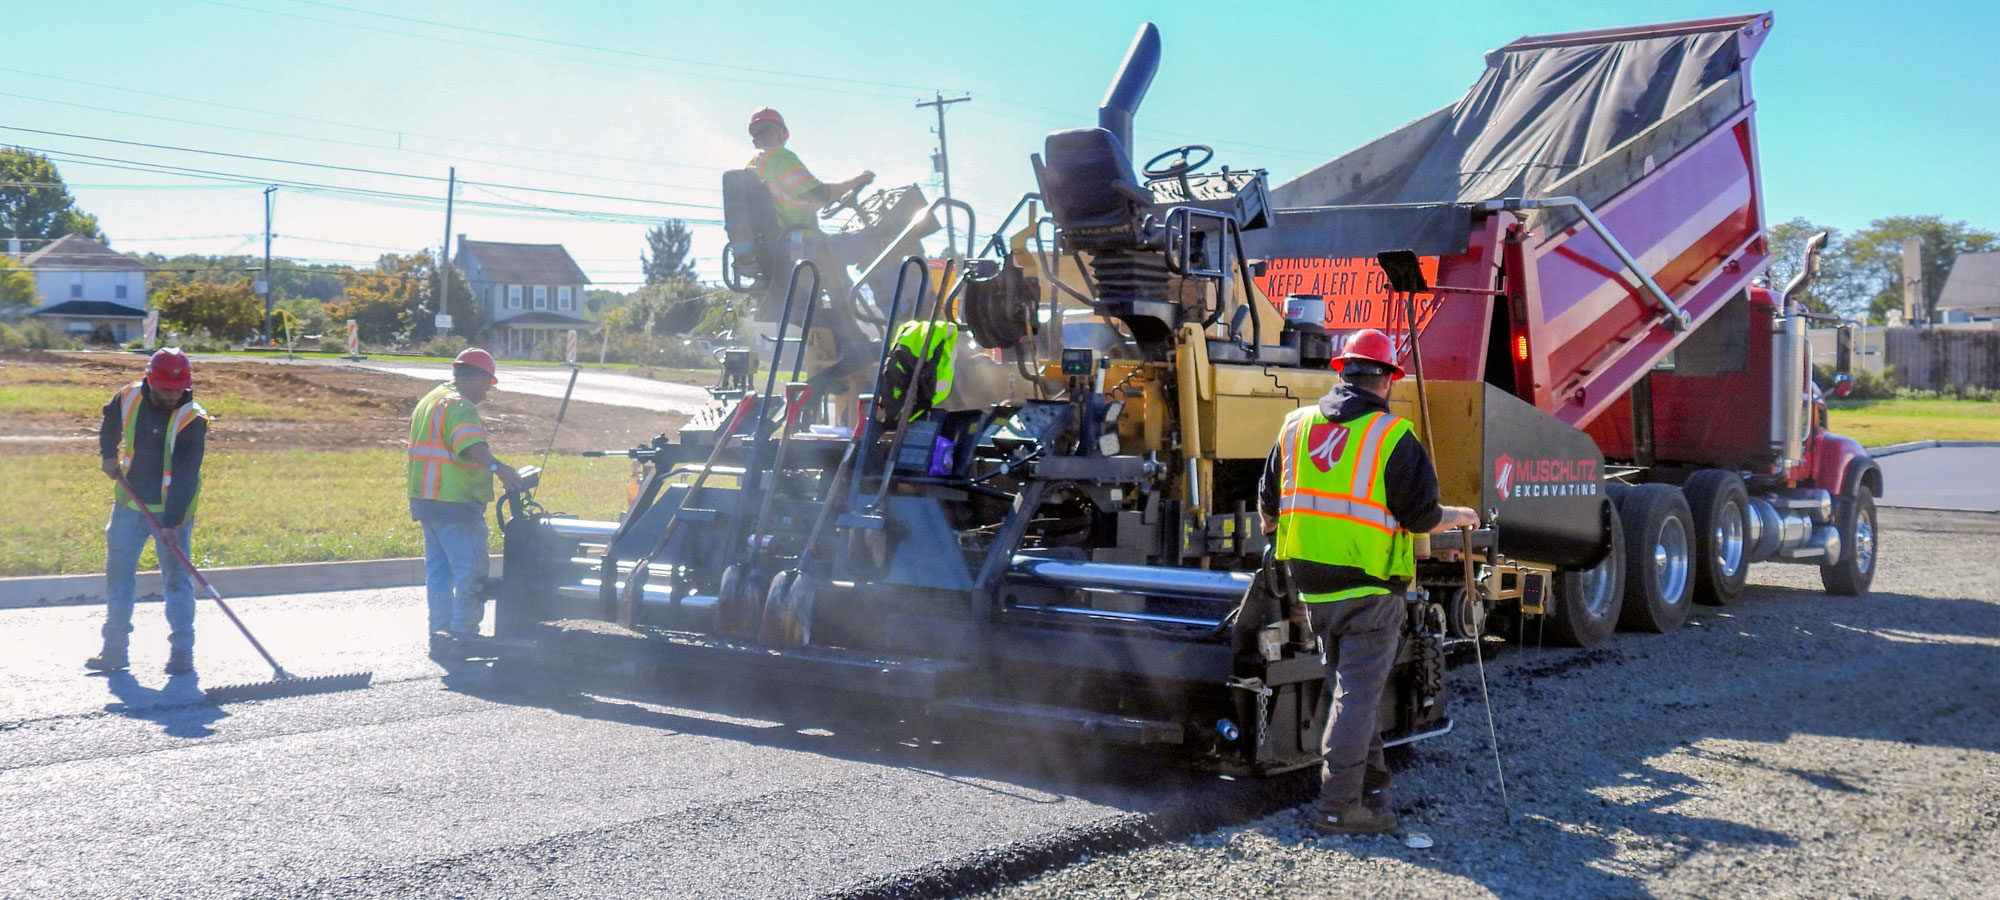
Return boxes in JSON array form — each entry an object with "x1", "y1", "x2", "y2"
[
  {"x1": 1492, "y1": 454, "x2": 1599, "y2": 499},
  {"x1": 1306, "y1": 422, "x2": 1349, "y2": 473}
]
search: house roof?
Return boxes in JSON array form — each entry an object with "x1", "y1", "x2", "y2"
[
  {"x1": 20, "y1": 234, "x2": 150, "y2": 272},
  {"x1": 34, "y1": 299, "x2": 147, "y2": 318},
  {"x1": 1937, "y1": 252, "x2": 2000, "y2": 312},
  {"x1": 498, "y1": 311, "x2": 597, "y2": 327},
  {"x1": 457, "y1": 239, "x2": 590, "y2": 286}
]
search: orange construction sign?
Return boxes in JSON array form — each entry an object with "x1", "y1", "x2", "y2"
[{"x1": 1256, "y1": 256, "x2": 1442, "y2": 331}]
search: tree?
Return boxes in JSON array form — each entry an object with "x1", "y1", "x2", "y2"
[
  {"x1": 0, "y1": 147, "x2": 103, "y2": 243},
  {"x1": 153, "y1": 278, "x2": 262, "y2": 341},
  {"x1": 1840, "y1": 216, "x2": 1999, "y2": 324},
  {"x1": 327, "y1": 253, "x2": 425, "y2": 344},
  {"x1": 0, "y1": 254, "x2": 39, "y2": 317},
  {"x1": 641, "y1": 219, "x2": 697, "y2": 284}
]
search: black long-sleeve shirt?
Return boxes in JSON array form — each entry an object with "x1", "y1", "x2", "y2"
[
  {"x1": 99, "y1": 383, "x2": 206, "y2": 528},
  {"x1": 1258, "y1": 384, "x2": 1442, "y2": 596}
]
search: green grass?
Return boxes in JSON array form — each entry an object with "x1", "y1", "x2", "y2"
[
  {"x1": 1827, "y1": 396, "x2": 2000, "y2": 447},
  {"x1": 0, "y1": 450, "x2": 635, "y2": 576},
  {"x1": 0, "y1": 381, "x2": 331, "y2": 420}
]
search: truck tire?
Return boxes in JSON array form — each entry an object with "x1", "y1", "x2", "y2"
[
  {"x1": 1616, "y1": 484, "x2": 1695, "y2": 633},
  {"x1": 1820, "y1": 487, "x2": 1878, "y2": 596},
  {"x1": 1546, "y1": 501, "x2": 1625, "y2": 648},
  {"x1": 1684, "y1": 470, "x2": 1750, "y2": 606}
]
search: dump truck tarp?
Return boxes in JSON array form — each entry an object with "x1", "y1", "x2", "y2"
[{"x1": 1250, "y1": 14, "x2": 1760, "y2": 258}]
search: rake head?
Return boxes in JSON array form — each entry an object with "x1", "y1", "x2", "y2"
[{"x1": 202, "y1": 670, "x2": 374, "y2": 704}]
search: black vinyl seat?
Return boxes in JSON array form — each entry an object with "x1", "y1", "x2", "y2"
[{"x1": 1041, "y1": 128, "x2": 1150, "y2": 250}]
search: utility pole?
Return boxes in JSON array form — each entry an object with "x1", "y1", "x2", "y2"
[
  {"x1": 915, "y1": 92, "x2": 971, "y2": 254},
  {"x1": 437, "y1": 167, "x2": 456, "y2": 337},
  {"x1": 260, "y1": 186, "x2": 276, "y2": 343}
]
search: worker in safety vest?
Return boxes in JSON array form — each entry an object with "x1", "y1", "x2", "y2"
[
  {"x1": 88, "y1": 348, "x2": 209, "y2": 676},
  {"x1": 747, "y1": 108, "x2": 874, "y2": 236},
  {"x1": 407, "y1": 348, "x2": 523, "y2": 657},
  {"x1": 1257, "y1": 328, "x2": 1479, "y2": 836},
  {"x1": 879, "y1": 318, "x2": 958, "y2": 420}
]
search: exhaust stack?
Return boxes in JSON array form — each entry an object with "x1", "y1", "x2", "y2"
[{"x1": 1098, "y1": 22, "x2": 1160, "y2": 155}]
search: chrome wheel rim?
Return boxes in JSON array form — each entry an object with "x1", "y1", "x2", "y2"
[
  {"x1": 1854, "y1": 508, "x2": 1875, "y2": 574},
  {"x1": 1654, "y1": 515, "x2": 1691, "y2": 603},
  {"x1": 1714, "y1": 500, "x2": 1745, "y2": 579},
  {"x1": 1579, "y1": 552, "x2": 1618, "y2": 617}
]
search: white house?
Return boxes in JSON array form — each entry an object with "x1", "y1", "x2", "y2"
[
  {"x1": 454, "y1": 236, "x2": 596, "y2": 357},
  {"x1": 1936, "y1": 252, "x2": 2000, "y2": 324},
  {"x1": 17, "y1": 234, "x2": 149, "y2": 342}
]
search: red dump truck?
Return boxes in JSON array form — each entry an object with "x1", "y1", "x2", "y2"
[{"x1": 1249, "y1": 11, "x2": 1881, "y2": 647}]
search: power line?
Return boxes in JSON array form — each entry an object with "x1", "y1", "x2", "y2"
[
  {"x1": 185, "y1": 0, "x2": 926, "y2": 104},
  {"x1": 270, "y1": 0, "x2": 952, "y2": 95},
  {"x1": 27, "y1": 145, "x2": 715, "y2": 226},
  {"x1": 0, "y1": 123, "x2": 720, "y2": 209},
  {"x1": 0, "y1": 64, "x2": 719, "y2": 173},
  {"x1": 0, "y1": 87, "x2": 726, "y2": 193}
]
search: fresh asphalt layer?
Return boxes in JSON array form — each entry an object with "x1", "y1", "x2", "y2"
[
  {"x1": 0, "y1": 587, "x2": 1292, "y2": 899},
  {"x1": 1874, "y1": 444, "x2": 2000, "y2": 512}
]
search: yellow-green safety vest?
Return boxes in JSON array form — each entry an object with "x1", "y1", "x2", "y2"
[
  {"x1": 890, "y1": 319, "x2": 957, "y2": 409},
  {"x1": 114, "y1": 381, "x2": 208, "y2": 518},
  {"x1": 1273, "y1": 406, "x2": 1415, "y2": 602},
  {"x1": 406, "y1": 383, "x2": 494, "y2": 504}
]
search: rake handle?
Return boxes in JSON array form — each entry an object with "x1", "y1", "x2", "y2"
[{"x1": 108, "y1": 467, "x2": 292, "y2": 679}]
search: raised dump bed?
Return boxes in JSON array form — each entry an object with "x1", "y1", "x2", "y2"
[{"x1": 1250, "y1": 13, "x2": 1777, "y2": 431}]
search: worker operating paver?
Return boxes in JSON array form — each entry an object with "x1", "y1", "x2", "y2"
[
  {"x1": 1258, "y1": 329, "x2": 1479, "y2": 836},
  {"x1": 87, "y1": 348, "x2": 210, "y2": 677},
  {"x1": 406, "y1": 347, "x2": 523, "y2": 658}
]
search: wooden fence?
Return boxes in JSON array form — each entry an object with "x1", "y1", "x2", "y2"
[{"x1": 1884, "y1": 327, "x2": 2000, "y2": 391}]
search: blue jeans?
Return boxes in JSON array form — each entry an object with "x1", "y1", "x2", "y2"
[
  {"x1": 104, "y1": 503, "x2": 195, "y2": 654},
  {"x1": 422, "y1": 515, "x2": 489, "y2": 635}
]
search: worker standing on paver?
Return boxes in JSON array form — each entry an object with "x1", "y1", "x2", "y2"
[
  {"x1": 1258, "y1": 329, "x2": 1479, "y2": 835},
  {"x1": 407, "y1": 348, "x2": 523, "y2": 658},
  {"x1": 88, "y1": 348, "x2": 209, "y2": 676}
]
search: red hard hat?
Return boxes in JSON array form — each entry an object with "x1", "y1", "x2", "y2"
[
  {"x1": 453, "y1": 347, "x2": 498, "y2": 385},
  {"x1": 747, "y1": 107, "x2": 788, "y2": 139},
  {"x1": 1332, "y1": 329, "x2": 1405, "y2": 380},
  {"x1": 146, "y1": 348, "x2": 193, "y2": 390}
]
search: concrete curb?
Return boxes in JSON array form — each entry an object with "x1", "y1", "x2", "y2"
[
  {"x1": 1866, "y1": 439, "x2": 2000, "y2": 457},
  {"x1": 0, "y1": 554, "x2": 504, "y2": 610}
]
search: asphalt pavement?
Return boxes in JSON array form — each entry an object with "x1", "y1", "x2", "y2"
[
  {"x1": 0, "y1": 588, "x2": 1257, "y2": 899},
  {"x1": 1875, "y1": 445, "x2": 2000, "y2": 512}
]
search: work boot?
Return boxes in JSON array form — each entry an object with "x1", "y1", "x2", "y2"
[
  {"x1": 428, "y1": 631, "x2": 459, "y2": 664},
  {"x1": 1311, "y1": 803, "x2": 1400, "y2": 836},
  {"x1": 164, "y1": 648, "x2": 194, "y2": 676},
  {"x1": 1363, "y1": 769, "x2": 1394, "y2": 811},
  {"x1": 85, "y1": 648, "x2": 129, "y2": 673}
]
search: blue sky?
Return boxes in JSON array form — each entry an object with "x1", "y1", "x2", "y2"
[{"x1": 4, "y1": 0, "x2": 1994, "y2": 287}]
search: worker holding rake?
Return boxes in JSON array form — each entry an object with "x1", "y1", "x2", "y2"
[{"x1": 88, "y1": 348, "x2": 208, "y2": 676}]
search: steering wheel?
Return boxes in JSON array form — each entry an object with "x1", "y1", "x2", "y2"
[
  {"x1": 820, "y1": 172, "x2": 877, "y2": 219},
  {"x1": 1142, "y1": 144, "x2": 1213, "y2": 180}
]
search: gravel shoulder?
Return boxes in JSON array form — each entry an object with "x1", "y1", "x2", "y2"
[{"x1": 969, "y1": 508, "x2": 2000, "y2": 900}]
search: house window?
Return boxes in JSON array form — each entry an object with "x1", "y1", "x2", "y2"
[
  {"x1": 507, "y1": 285, "x2": 522, "y2": 309},
  {"x1": 115, "y1": 275, "x2": 127, "y2": 301},
  {"x1": 557, "y1": 286, "x2": 573, "y2": 311},
  {"x1": 70, "y1": 272, "x2": 83, "y2": 298},
  {"x1": 533, "y1": 286, "x2": 548, "y2": 310}
]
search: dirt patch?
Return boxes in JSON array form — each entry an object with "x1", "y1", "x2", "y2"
[{"x1": 0, "y1": 353, "x2": 691, "y2": 457}]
